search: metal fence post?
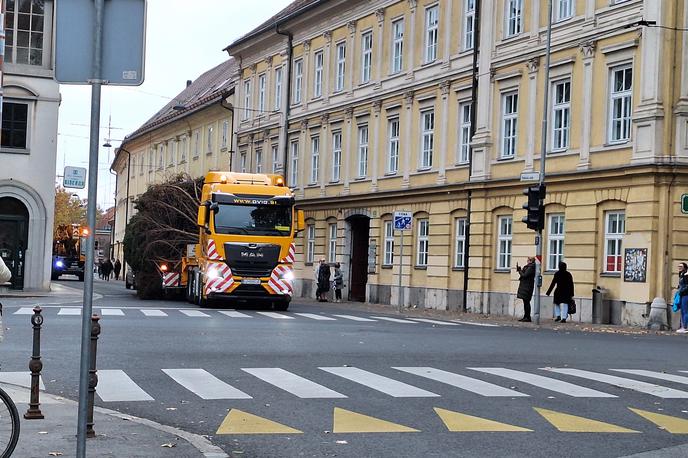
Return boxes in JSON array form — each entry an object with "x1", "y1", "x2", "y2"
[
  {"x1": 86, "y1": 314, "x2": 101, "y2": 438},
  {"x1": 24, "y1": 306, "x2": 44, "y2": 420}
]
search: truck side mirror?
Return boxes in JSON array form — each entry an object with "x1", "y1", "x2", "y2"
[
  {"x1": 296, "y1": 210, "x2": 305, "y2": 232},
  {"x1": 197, "y1": 206, "x2": 207, "y2": 227}
]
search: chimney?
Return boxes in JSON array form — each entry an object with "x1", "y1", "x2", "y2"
[{"x1": 186, "y1": 80, "x2": 192, "y2": 87}]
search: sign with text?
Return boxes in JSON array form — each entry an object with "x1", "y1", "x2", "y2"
[
  {"x1": 393, "y1": 211, "x2": 413, "y2": 231},
  {"x1": 520, "y1": 171, "x2": 540, "y2": 182},
  {"x1": 63, "y1": 166, "x2": 87, "y2": 189}
]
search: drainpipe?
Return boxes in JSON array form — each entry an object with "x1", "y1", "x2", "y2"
[
  {"x1": 220, "y1": 90, "x2": 235, "y2": 170},
  {"x1": 109, "y1": 169, "x2": 118, "y2": 258},
  {"x1": 462, "y1": 0, "x2": 481, "y2": 313},
  {"x1": 275, "y1": 24, "x2": 293, "y2": 183}
]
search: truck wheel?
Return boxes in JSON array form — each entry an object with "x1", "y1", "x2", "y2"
[
  {"x1": 78, "y1": 274, "x2": 84, "y2": 282},
  {"x1": 186, "y1": 273, "x2": 195, "y2": 303},
  {"x1": 273, "y1": 300, "x2": 289, "y2": 311}
]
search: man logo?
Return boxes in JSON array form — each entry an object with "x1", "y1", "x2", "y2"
[{"x1": 241, "y1": 251, "x2": 264, "y2": 258}]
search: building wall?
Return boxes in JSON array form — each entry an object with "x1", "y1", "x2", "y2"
[{"x1": 228, "y1": 0, "x2": 687, "y2": 324}]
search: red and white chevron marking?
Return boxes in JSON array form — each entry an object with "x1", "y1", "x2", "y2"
[
  {"x1": 280, "y1": 243, "x2": 296, "y2": 264},
  {"x1": 162, "y1": 272, "x2": 180, "y2": 288},
  {"x1": 204, "y1": 263, "x2": 234, "y2": 295},
  {"x1": 207, "y1": 239, "x2": 222, "y2": 260},
  {"x1": 268, "y1": 265, "x2": 293, "y2": 296}
]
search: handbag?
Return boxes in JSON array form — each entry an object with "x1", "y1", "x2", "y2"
[
  {"x1": 673, "y1": 291, "x2": 681, "y2": 313},
  {"x1": 568, "y1": 298, "x2": 576, "y2": 315}
]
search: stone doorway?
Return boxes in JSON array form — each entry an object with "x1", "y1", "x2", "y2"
[
  {"x1": 347, "y1": 215, "x2": 370, "y2": 302},
  {"x1": 0, "y1": 197, "x2": 29, "y2": 290}
]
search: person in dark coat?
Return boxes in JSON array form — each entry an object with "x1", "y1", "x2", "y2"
[
  {"x1": 317, "y1": 259, "x2": 331, "y2": 302},
  {"x1": 102, "y1": 259, "x2": 113, "y2": 281},
  {"x1": 546, "y1": 261, "x2": 575, "y2": 323},
  {"x1": 114, "y1": 259, "x2": 122, "y2": 281},
  {"x1": 516, "y1": 257, "x2": 536, "y2": 322},
  {"x1": 333, "y1": 263, "x2": 344, "y2": 303}
]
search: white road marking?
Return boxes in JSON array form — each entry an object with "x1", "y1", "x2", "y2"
[
  {"x1": 370, "y1": 316, "x2": 418, "y2": 324},
  {"x1": 409, "y1": 318, "x2": 460, "y2": 326},
  {"x1": 162, "y1": 369, "x2": 252, "y2": 400},
  {"x1": 294, "y1": 313, "x2": 337, "y2": 321},
  {"x1": 451, "y1": 320, "x2": 500, "y2": 327},
  {"x1": 100, "y1": 308, "x2": 125, "y2": 316},
  {"x1": 256, "y1": 312, "x2": 294, "y2": 320},
  {"x1": 0, "y1": 372, "x2": 46, "y2": 390},
  {"x1": 13, "y1": 307, "x2": 35, "y2": 315},
  {"x1": 470, "y1": 367, "x2": 616, "y2": 398},
  {"x1": 141, "y1": 309, "x2": 168, "y2": 317},
  {"x1": 320, "y1": 367, "x2": 439, "y2": 397},
  {"x1": 58, "y1": 308, "x2": 81, "y2": 315},
  {"x1": 242, "y1": 368, "x2": 346, "y2": 398},
  {"x1": 395, "y1": 367, "x2": 528, "y2": 397},
  {"x1": 179, "y1": 310, "x2": 211, "y2": 318},
  {"x1": 543, "y1": 368, "x2": 688, "y2": 398},
  {"x1": 96, "y1": 370, "x2": 154, "y2": 402},
  {"x1": 611, "y1": 369, "x2": 688, "y2": 386},
  {"x1": 218, "y1": 311, "x2": 251, "y2": 318},
  {"x1": 332, "y1": 314, "x2": 377, "y2": 322}
]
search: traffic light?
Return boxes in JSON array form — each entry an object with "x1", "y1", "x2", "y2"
[{"x1": 522, "y1": 184, "x2": 546, "y2": 231}]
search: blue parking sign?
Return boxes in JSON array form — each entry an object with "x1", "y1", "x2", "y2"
[{"x1": 393, "y1": 211, "x2": 412, "y2": 231}]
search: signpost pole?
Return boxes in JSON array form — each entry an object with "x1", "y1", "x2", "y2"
[
  {"x1": 76, "y1": 0, "x2": 105, "y2": 455},
  {"x1": 398, "y1": 230, "x2": 404, "y2": 312}
]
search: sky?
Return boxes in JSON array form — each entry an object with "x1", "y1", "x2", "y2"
[{"x1": 57, "y1": 0, "x2": 292, "y2": 209}]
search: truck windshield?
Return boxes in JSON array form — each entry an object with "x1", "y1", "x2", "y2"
[{"x1": 214, "y1": 204, "x2": 292, "y2": 236}]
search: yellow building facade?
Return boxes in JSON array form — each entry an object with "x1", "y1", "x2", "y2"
[
  {"x1": 227, "y1": 0, "x2": 686, "y2": 326},
  {"x1": 111, "y1": 60, "x2": 237, "y2": 265}
]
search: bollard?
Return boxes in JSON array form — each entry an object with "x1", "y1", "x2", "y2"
[
  {"x1": 86, "y1": 314, "x2": 101, "y2": 438},
  {"x1": 24, "y1": 306, "x2": 44, "y2": 419}
]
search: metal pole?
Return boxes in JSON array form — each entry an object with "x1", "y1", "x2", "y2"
[
  {"x1": 86, "y1": 314, "x2": 101, "y2": 438},
  {"x1": 123, "y1": 150, "x2": 131, "y2": 274},
  {"x1": 533, "y1": 0, "x2": 554, "y2": 326},
  {"x1": 397, "y1": 230, "x2": 404, "y2": 311},
  {"x1": 77, "y1": 0, "x2": 105, "y2": 455},
  {"x1": 24, "y1": 306, "x2": 44, "y2": 419}
]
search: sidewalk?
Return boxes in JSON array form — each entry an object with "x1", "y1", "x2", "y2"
[
  {"x1": 0, "y1": 282, "x2": 84, "y2": 299},
  {"x1": 2, "y1": 383, "x2": 227, "y2": 458}
]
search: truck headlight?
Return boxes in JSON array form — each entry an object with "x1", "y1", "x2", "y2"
[
  {"x1": 55, "y1": 260, "x2": 64, "y2": 268},
  {"x1": 207, "y1": 267, "x2": 220, "y2": 280},
  {"x1": 280, "y1": 270, "x2": 294, "y2": 281}
]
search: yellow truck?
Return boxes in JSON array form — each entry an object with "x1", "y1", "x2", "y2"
[{"x1": 162, "y1": 172, "x2": 304, "y2": 310}]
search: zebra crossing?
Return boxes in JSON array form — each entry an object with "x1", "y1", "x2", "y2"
[
  {"x1": 9, "y1": 306, "x2": 482, "y2": 327},
  {"x1": 4, "y1": 366, "x2": 687, "y2": 404}
]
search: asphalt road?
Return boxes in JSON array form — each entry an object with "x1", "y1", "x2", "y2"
[{"x1": 2, "y1": 277, "x2": 688, "y2": 458}]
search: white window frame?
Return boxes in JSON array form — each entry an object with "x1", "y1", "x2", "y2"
[
  {"x1": 221, "y1": 120, "x2": 229, "y2": 149},
  {"x1": 547, "y1": 214, "x2": 565, "y2": 271},
  {"x1": 255, "y1": 149, "x2": 263, "y2": 173},
  {"x1": 361, "y1": 31, "x2": 373, "y2": 84},
  {"x1": 158, "y1": 144, "x2": 164, "y2": 169},
  {"x1": 454, "y1": 217, "x2": 467, "y2": 268},
  {"x1": 416, "y1": 219, "x2": 429, "y2": 267},
  {"x1": 335, "y1": 42, "x2": 346, "y2": 92},
  {"x1": 505, "y1": 0, "x2": 523, "y2": 38},
  {"x1": 458, "y1": 102, "x2": 472, "y2": 163},
  {"x1": 306, "y1": 224, "x2": 315, "y2": 264},
  {"x1": 310, "y1": 135, "x2": 320, "y2": 184},
  {"x1": 463, "y1": 0, "x2": 476, "y2": 50},
  {"x1": 193, "y1": 130, "x2": 200, "y2": 158},
  {"x1": 555, "y1": 0, "x2": 573, "y2": 21},
  {"x1": 290, "y1": 140, "x2": 299, "y2": 187},
  {"x1": 293, "y1": 58, "x2": 303, "y2": 104},
  {"x1": 257, "y1": 74, "x2": 266, "y2": 113},
  {"x1": 243, "y1": 79, "x2": 252, "y2": 120},
  {"x1": 391, "y1": 19, "x2": 404, "y2": 74},
  {"x1": 206, "y1": 125, "x2": 214, "y2": 154},
  {"x1": 274, "y1": 67, "x2": 283, "y2": 110},
  {"x1": 332, "y1": 131, "x2": 342, "y2": 182},
  {"x1": 181, "y1": 137, "x2": 188, "y2": 164},
  {"x1": 383, "y1": 221, "x2": 394, "y2": 266},
  {"x1": 148, "y1": 150, "x2": 154, "y2": 172},
  {"x1": 387, "y1": 117, "x2": 400, "y2": 174},
  {"x1": 240, "y1": 151, "x2": 247, "y2": 173},
  {"x1": 604, "y1": 211, "x2": 625, "y2": 273},
  {"x1": 167, "y1": 141, "x2": 175, "y2": 167},
  {"x1": 608, "y1": 65, "x2": 633, "y2": 143},
  {"x1": 313, "y1": 50, "x2": 324, "y2": 98},
  {"x1": 424, "y1": 5, "x2": 439, "y2": 63},
  {"x1": 328, "y1": 223, "x2": 337, "y2": 263},
  {"x1": 552, "y1": 80, "x2": 571, "y2": 152},
  {"x1": 420, "y1": 110, "x2": 434, "y2": 169},
  {"x1": 357, "y1": 125, "x2": 369, "y2": 178},
  {"x1": 497, "y1": 216, "x2": 512, "y2": 270},
  {"x1": 501, "y1": 92, "x2": 518, "y2": 158},
  {"x1": 271, "y1": 144, "x2": 279, "y2": 173}
]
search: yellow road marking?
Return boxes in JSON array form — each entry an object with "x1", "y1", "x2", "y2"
[
  {"x1": 534, "y1": 408, "x2": 639, "y2": 433},
  {"x1": 630, "y1": 408, "x2": 688, "y2": 434},
  {"x1": 434, "y1": 407, "x2": 532, "y2": 432},
  {"x1": 333, "y1": 407, "x2": 419, "y2": 433},
  {"x1": 216, "y1": 409, "x2": 303, "y2": 435}
]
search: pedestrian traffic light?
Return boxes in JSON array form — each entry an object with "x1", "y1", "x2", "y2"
[{"x1": 522, "y1": 184, "x2": 546, "y2": 231}]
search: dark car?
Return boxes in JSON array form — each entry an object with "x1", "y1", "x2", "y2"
[{"x1": 125, "y1": 268, "x2": 137, "y2": 290}]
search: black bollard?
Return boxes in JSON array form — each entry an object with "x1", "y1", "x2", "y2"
[
  {"x1": 24, "y1": 306, "x2": 44, "y2": 419},
  {"x1": 86, "y1": 314, "x2": 100, "y2": 438}
]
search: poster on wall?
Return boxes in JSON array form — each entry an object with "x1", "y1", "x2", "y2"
[{"x1": 624, "y1": 248, "x2": 647, "y2": 283}]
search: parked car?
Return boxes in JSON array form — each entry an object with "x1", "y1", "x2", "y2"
[{"x1": 125, "y1": 268, "x2": 137, "y2": 290}]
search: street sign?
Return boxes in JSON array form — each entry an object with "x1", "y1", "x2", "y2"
[
  {"x1": 63, "y1": 166, "x2": 87, "y2": 189},
  {"x1": 393, "y1": 211, "x2": 413, "y2": 231},
  {"x1": 520, "y1": 171, "x2": 540, "y2": 182},
  {"x1": 682, "y1": 194, "x2": 688, "y2": 214},
  {"x1": 55, "y1": 0, "x2": 147, "y2": 85}
]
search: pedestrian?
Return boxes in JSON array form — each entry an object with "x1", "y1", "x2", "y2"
[
  {"x1": 676, "y1": 262, "x2": 688, "y2": 333},
  {"x1": 317, "y1": 259, "x2": 331, "y2": 302},
  {"x1": 0, "y1": 255, "x2": 11, "y2": 317},
  {"x1": 333, "y1": 262, "x2": 343, "y2": 303},
  {"x1": 98, "y1": 261, "x2": 103, "y2": 279},
  {"x1": 546, "y1": 261, "x2": 575, "y2": 323},
  {"x1": 516, "y1": 256, "x2": 536, "y2": 322},
  {"x1": 114, "y1": 259, "x2": 122, "y2": 281},
  {"x1": 103, "y1": 259, "x2": 113, "y2": 281}
]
